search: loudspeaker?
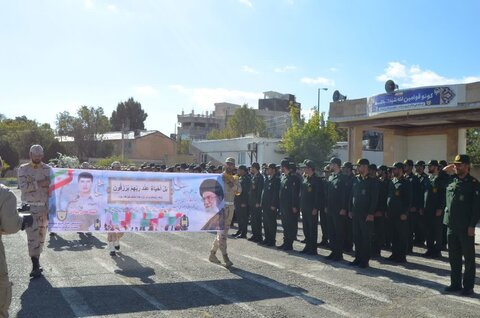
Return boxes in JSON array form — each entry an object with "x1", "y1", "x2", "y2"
[
  {"x1": 332, "y1": 90, "x2": 347, "y2": 102},
  {"x1": 385, "y1": 80, "x2": 399, "y2": 93}
]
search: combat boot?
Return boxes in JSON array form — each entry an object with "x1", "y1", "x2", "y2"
[
  {"x1": 30, "y1": 256, "x2": 43, "y2": 278},
  {"x1": 208, "y1": 251, "x2": 221, "y2": 264},
  {"x1": 108, "y1": 242, "x2": 116, "y2": 256},
  {"x1": 222, "y1": 254, "x2": 233, "y2": 268}
]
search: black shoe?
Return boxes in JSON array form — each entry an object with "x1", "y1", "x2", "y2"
[
  {"x1": 461, "y1": 288, "x2": 474, "y2": 296},
  {"x1": 444, "y1": 285, "x2": 462, "y2": 292},
  {"x1": 109, "y1": 251, "x2": 116, "y2": 257},
  {"x1": 395, "y1": 256, "x2": 407, "y2": 263},
  {"x1": 318, "y1": 240, "x2": 328, "y2": 247},
  {"x1": 277, "y1": 244, "x2": 286, "y2": 250},
  {"x1": 326, "y1": 252, "x2": 335, "y2": 260},
  {"x1": 232, "y1": 231, "x2": 241, "y2": 237},
  {"x1": 332, "y1": 255, "x2": 344, "y2": 262},
  {"x1": 266, "y1": 241, "x2": 276, "y2": 247},
  {"x1": 236, "y1": 234, "x2": 247, "y2": 239},
  {"x1": 282, "y1": 244, "x2": 293, "y2": 251},
  {"x1": 30, "y1": 268, "x2": 43, "y2": 279},
  {"x1": 358, "y1": 262, "x2": 369, "y2": 268},
  {"x1": 300, "y1": 239, "x2": 307, "y2": 243},
  {"x1": 258, "y1": 240, "x2": 267, "y2": 245},
  {"x1": 49, "y1": 232, "x2": 56, "y2": 237},
  {"x1": 349, "y1": 259, "x2": 360, "y2": 266},
  {"x1": 247, "y1": 237, "x2": 256, "y2": 242},
  {"x1": 423, "y1": 250, "x2": 433, "y2": 257},
  {"x1": 385, "y1": 254, "x2": 397, "y2": 261},
  {"x1": 306, "y1": 250, "x2": 318, "y2": 255},
  {"x1": 430, "y1": 251, "x2": 442, "y2": 258}
]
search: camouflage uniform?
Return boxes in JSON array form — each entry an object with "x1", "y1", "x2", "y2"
[
  {"x1": 17, "y1": 161, "x2": 51, "y2": 258},
  {"x1": 66, "y1": 194, "x2": 98, "y2": 231},
  {"x1": 0, "y1": 185, "x2": 23, "y2": 317},
  {"x1": 210, "y1": 171, "x2": 241, "y2": 266}
]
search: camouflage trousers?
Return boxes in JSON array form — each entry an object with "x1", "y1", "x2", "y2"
[
  {"x1": 0, "y1": 239, "x2": 12, "y2": 318},
  {"x1": 25, "y1": 209, "x2": 48, "y2": 257},
  {"x1": 211, "y1": 205, "x2": 234, "y2": 255},
  {"x1": 107, "y1": 232, "x2": 124, "y2": 242}
]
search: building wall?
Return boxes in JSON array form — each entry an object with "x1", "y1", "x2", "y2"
[{"x1": 406, "y1": 135, "x2": 447, "y2": 162}]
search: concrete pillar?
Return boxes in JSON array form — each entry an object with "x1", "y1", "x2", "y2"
[
  {"x1": 446, "y1": 129, "x2": 459, "y2": 161},
  {"x1": 348, "y1": 126, "x2": 363, "y2": 162},
  {"x1": 383, "y1": 130, "x2": 395, "y2": 165},
  {"x1": 458, "y1": 128, "x2": 467, "y2": 154}
]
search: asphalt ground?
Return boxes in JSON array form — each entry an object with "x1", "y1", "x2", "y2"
[{"x1": 3, "y1": 188, "x2": 480, "y2": 318}]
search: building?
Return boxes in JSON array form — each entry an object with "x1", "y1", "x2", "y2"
[
  {"x1": 259, "y1": 91, "x2": 300, "y2": 112},
  {"x1": 57, "y1": 130, "x2": 182, "y2": 165},
  {"x1": 191, "y1": 136, "x2": 285, "y2": 166},
  {"x1": 329, "y1": 80, "x2": 480, "y2": 165}
]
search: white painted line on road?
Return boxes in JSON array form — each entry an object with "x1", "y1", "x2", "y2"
[
  {"x1": 240, "y1": 254, "x2": 285, "y2": 269},
  {"x1": 290, "y1": 270, "x2": 392, "y2": 304},
  {"x1": 93, "y1": 257, "x2": 170, "y2": 315},
  {"x1": 129, "y1": 249, "x2": 268, "y2": 318}
]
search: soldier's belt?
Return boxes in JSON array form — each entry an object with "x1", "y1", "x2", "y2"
[{"x1": 25, "y1": 202, "x2": 47, "y2": 207}]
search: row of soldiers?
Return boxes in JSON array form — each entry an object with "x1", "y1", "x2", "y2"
[{"x1": 226, "y1": 155, "x2": 479, "y2": 296}]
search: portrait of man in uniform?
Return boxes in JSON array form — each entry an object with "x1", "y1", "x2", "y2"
[
  {"x1": 66, "y1": 171, "x2": 99, "y2": 231},
  {"x1": 200, "y1": 179, "x2": 225, "y2": 231}
]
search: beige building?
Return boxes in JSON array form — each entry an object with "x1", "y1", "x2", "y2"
[{"x1": 329, "y1": 81, "x2": 480, "y2": 165}]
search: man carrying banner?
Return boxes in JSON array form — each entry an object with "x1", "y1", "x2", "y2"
[
  {"x1": 208, "y1": 157, "x2": 241, "y2": 268},
  {"x1": 17, "y1": 144, "x2": 52, "y2": 278}
]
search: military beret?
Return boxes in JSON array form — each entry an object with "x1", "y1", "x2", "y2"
[
  {"x1": 403, "y1": 159, "x2": 414, "y2": 166},
  {"x1": 199, "y1": 179, "x2": 224, "y2": 199}
]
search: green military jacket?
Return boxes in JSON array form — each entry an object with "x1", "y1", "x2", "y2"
[
  {"x1": 387, "y1": 176, "x2": 412, "y2": 217},
  {"x1": 249, "y1": 172, "x2": 265, "y2": 207},
  {"x1": 300, "y1": 173, "x2": 324, "y2": 213},
  {"x1": 444, "y1": 173, "x2": 480, "y2": 231},
  {"x1": 326, "y1": 173, "x2": 348, "y2": 214},
  {"x1": 424, "y1": 174, "x2": 446, "y2": 214},
  {"x1": 350, "y1": 175, "x2": 379, "y2": 217},
  {"x1": 261, "y1": 175, "x2": 280, "y2": 210},
  {"x1": 279, "y1": 173, "x2": 300, "y2": 213}
]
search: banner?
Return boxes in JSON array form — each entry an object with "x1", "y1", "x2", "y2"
[
  {"x1": 368, "y1": 85, "x2": 459, "y2": 115},
  {"x1": 48, "y1": 169, "x2": 226, "y2": 232}
]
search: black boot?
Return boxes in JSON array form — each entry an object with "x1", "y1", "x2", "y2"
[{"x1": 30, "y1": 256, "x2": 43, "y2": 278}]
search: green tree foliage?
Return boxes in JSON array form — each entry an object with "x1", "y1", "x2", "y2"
[
  {"x1": 467, "y1": 128, "x2": 480, "y2": 164},
  {"x1": 177, "y1": 138, "x2": 191, "y2": 154},
  {"x1": 56, "y1": 106, "x2": 111, "y2": 159},
  {"x1": 207, "y1": 104, "x2": 266, "y2": 139},
  {"x1": 110, "y1": 97, "x2": 148, "y2": 131},
  {"x1": 280, "y1": 105, "x2": 338, "y2": 164},
  {"x1": 0, "y1": 116, "x2": 64, "y2": 167}
]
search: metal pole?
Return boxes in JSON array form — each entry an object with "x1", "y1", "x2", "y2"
[{"x1": 317, "y1": 88, "x2": 320, "y2": 114}]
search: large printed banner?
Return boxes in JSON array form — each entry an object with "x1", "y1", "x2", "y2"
[
  {"x1": 48, "y1": 169, "x2": 225, "y2": 232},
  {"x1": 368, "y1": 85, "x2": 459, "y2": 115}
]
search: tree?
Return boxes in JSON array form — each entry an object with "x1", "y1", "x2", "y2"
[
  {"x1": 56, "y1": 106, "x2": 111, "y2": 159},
  {"x1": 0, "y1": 140, "x2": 19, "y2": 172},
  {"x1": 110, "y1": 97, "x2": 148, "y2": 131},
  {"x1": 467, "y1": 128, "x2": 480, "y2": 164},
  {"x1": 280, "y1": 105, "x2": 338, "y2": 164},
  {"x1": 207, "y1": 104, "x2": 266, "y2": 139}
]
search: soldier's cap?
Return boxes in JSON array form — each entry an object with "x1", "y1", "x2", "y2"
[
  {"x1": 208, "y1": 165, "x2": 216, "y2": 171},
  {"x1": 280, "y1": 158, "x2": 289, "y2": 167},
  {"x1": 341, "y1": 161, "x2": 353, "y2": 169},
  {"x1": 189, "y1": 164, "x2": 196, "y2": 169},
  {"x1": 392, "y1": 162, "x2": 404, "y2": 169},
  {"x1": 289, "y1": 162, "x2": 297, "y2": 170},
  {"x1": 149, "y1": 163, "x2": 156, "y2": 168},
  {"x1": 166, "y1": 167, "x2": 174, "y2": 172},
  {"x1": 30, "y1": 144, "x2": 44, "y2": 155},
  {"x1": 299, "y1": 159, "x2": 315, "y2": 169},
  {"x1": 251, "y1": 162, "x2": 260, "y2": 170},
  {"x1": 262, "y1": 163, "x2": 267, "y2": 167},
  {"x1": 160, "y1": 164, "x2": 166, "y2": 170},
  {"x1": 199, "y1": 162, "x2": 207, "y2": 169},
  {"x1": 111, "y1": 161, "x2": 121, "y2": 168},
  {"x1": 415, "y1": 160, "x2": 426, "y2": 167},
  {"x1": 439, "y1": 160, "x2": 448, "y2": 167},
  {"x1": 238, "y1": 165, "x2": 248, "y2": 172},
  {"x1": 268, "y1": 163, "x2": 277, "y2": 169},
  {"x1": 81, "y1": 162, "x2": 90, "y2": 169},
  {"x1": 225, "y1": 157, "x2": 235, "y2": 165},
  {"x1": 217, "y1": 165, "x2": 224, "y2": 170},
  {"x1": 355, "y1": 158, "x2": 370, "y2": 166},
  {"x1": 427, "y1": 160, "x2": 439, "y2": 167},
  {"x1": 403, "y1": 159, "x2": 414, "y2": 166},
  {"x1": 330, "y1": 157, "x2": 341, "y2": 166},
  {"x1": 453, "y1": 154, "x2": 470, "y2": 164},
  {"x1": 199, "y1": 179, "x2": 224, "y2": 199},
  {"x1": 368, "y1": 163, "x2": 377, "y2": 170},
  {"x1": 180, "y1": 163, "x2": 188, "y2": 169},
  {"x1": 378, "y1": 165, "x2": 388, "y2": 171},
  {"x1": 323, "y1": 164, "x2": 331, "y2": 172}
]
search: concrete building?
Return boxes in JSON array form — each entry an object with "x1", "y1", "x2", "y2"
[
  {"x1": 191, "y1": 136, "x2": 285, "y2": 166},
  {"x1": 329, "y1": 81, "x2": 480, "y2": 165}
]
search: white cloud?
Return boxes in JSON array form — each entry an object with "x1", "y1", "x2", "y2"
[
  {"x1": 84, "y1": 0, "x2": 94, "y2": 9},
  {"x1": 239, "y1": 0, "x2": 253, "y2": 7},
  {"x1": 107, "y1": 4, "x2": 118, "y2": 12},
  {"x1": 376, "y1": 61, "x2": 480, "y2": 88},
  {"x1": 133, "y1": 85, "x2": 157, "y2": 96},
  {"x1": 242, "y1": 65, "x2": 259, "y2": 74},
  {"x1": 329, "y1": 67, "x2": 338, "y2": 72},
  {"x1": 274, "y1": 65, "x2": 297, "y2": 73},
  {"x1": 301, "y1": 76, "x2": 335, "y2": 86},
  {"x1": 169, "y1": 85, "x2": 263, "y2": 109}
]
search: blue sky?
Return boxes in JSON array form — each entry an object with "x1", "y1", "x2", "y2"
[{"x1": 1, "y1": 0, "x2": 479, "y2": 136}]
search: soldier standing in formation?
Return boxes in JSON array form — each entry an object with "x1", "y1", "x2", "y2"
[
  {"x1": 373, "y1": 165, "x2": 389, "y2": 257},
  {"x1": 17, "y1": 145, "x2": 52, "y2": 278},
  {"x1": 443, "y1": 154, "x2": 479, "y2": 296},
  {"x1": 233, "y1": 165, "x2": 250, "y2": 239},
  {"x1": 278, "y1": 162, "x2": 300, "y2": 251},
  {"x1": 209, "y1": 157, "x2": 241, "y2": 268},
  {"x1": 403, "y1": 159, "x2": 422, "y2": 252},
  {"x1": 350, "y1": 159, "x2": 378, "y2": 268},
  {"x1": 260, "y1": 163, "x2": 279, "y2": 246},
  {"x1": 326, "y1": 157, "x2": 348, "y2": 261},
  {"x1": 248, "y1": 162, "x2": 264, "y2": 242}
]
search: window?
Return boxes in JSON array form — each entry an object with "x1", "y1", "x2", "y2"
[
  {"x1": 238, "y1": 152, "x2": 246, "y2": 165},
  {"x1": 362, "y1": 131, "x2": 383, "y2": 151}
]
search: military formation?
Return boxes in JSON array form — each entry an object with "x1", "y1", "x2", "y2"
[{"x1": 1, "y1": 146, "x2": 479, "y2": 317}]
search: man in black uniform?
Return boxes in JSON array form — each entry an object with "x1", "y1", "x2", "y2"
[
  {"x1": 248, "y1": 162, "x2": 264, "y2": 242},
  {"x1": 403, "y1": 159, "x2": 422, "y2": 252},
  {"x1": 299, "y1": 160, "x2": 324, "y2": 255},
  {"x1": 342, "y1": 162, "x2": 354, "y2": 252},
  {"x1": 326, "y1": 157, "x2": 348, "y2": 261},
  {"x1": 423, "y1": 160, "x2": 446, "y2": 258},
  {"x1": 277, "y1": 162, "x2": 300, "y2": 251},
  {"x1": 350, "y1": 159, "x2": 378, "y2": 268},
  {"x1": 233, "y1": 165, "x2": 250, "y2": 238},
  {"x1": 373, "y1": 165, "x2": 389, "y2": 257},
  {"x1": 317, "y1": 165, "x2": 330, "y2": 247},
  {"x1": 415, "y1": 160, "x2": 429, "y2": 246},
  {"x1": 386, "y1": 162, "x2": 412, "y2": 263},
  {"x1": 443, "y1": 154, "x2": 479, "y2": 296},
  {"x1": 261, "y1": 163, "x2": 280, "y2": 246}
]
